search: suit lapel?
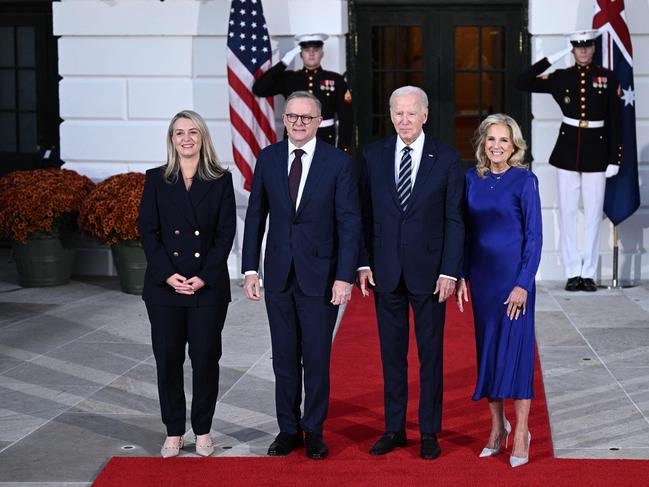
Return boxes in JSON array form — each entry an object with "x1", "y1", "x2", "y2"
[
  {"x1": 382, "y1": 136, "x2": 401, "y2": 210},
  {"x1": 170, "y1": 175, "x2": 199, "y2": 227},
  {"x1": 406, "y1": 135, "x2": 437, "y2": 215},
  {"x1": 296, "y1": 140, "x2": 327, "y2": 217},
  {"x1": 274, "y1": 140, "x2": 293, "y2": 213}
]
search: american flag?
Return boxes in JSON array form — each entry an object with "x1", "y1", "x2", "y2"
[
  {"x1": 593, "y1": 0, "x2": 640, "y2": 225},
  {"x1": 227, "y1": 0, "x2": 277, "y2": 191}
]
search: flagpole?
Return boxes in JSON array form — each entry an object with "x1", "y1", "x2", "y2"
[{"x1": 605, "y1": 223, "x2": 636, "y2": 289}]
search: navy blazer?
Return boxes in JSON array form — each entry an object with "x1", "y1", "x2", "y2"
[
  {"x1": 241, "y1": 139, "x2": 361, "y2": 296},
  {"x1": 358, "y1": 134, "x2": 465, "y2": 294},
  {"x1": 138, "y1": 167, "x2": 236, "y2": 306}
]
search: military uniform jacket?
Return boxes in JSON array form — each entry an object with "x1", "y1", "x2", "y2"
[
  {"x1": 252, "y1": 62, "x2": 353, "y2": 150},
  {"x1": 516, "y1": 58, "x2": 623, "y2": 172},
  {"x1": 138, "y1": 167, "x2": 236, "y2": 306}
]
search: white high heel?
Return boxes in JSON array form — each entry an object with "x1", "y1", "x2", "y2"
[
  {"x1": 161, "y1": 436, "x2": 184, "y2": 458},
  {"x1": 510, "y1": 432, "x2": 531, "y2": 467},
  {"x1": 479, "y1": 419, "x2": 511, "y2": 457},
  {"x1": 195, "y1": 434, "x2": 215, "y2": 457}
]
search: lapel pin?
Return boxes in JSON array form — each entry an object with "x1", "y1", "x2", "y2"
[{"x1": 428, "y1": 154, "x2": 434, "y2": 157}]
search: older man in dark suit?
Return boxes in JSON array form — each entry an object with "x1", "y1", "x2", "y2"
[
  {"x1": 357, "y1": 86, "x2": 464, "y2": 459},
  {"x1": 242, "y1": 91, "x2": 360, "y2": 459}
]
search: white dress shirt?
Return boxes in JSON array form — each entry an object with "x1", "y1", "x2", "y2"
[{"x1": 244, "y1": 137, "x2": 317, "y2": 276}]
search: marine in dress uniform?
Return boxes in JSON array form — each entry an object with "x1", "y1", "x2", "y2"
[
  {"x1": 516, "y1": 30, "x2": 623, "y2": 292},
  {"x1": 252, "y1": 33, "x2": 354, "y2": 153}
]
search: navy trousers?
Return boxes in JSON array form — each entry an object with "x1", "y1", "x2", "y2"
[
  {"x1": 374, "y1": 275, "x2": 446, "y2": 434},
  {"x1": 147, "y1": 303, "x2": 227, "y2": 436},
  {"x1": 264, "y1": 269, "x2": 338, "y2": 435}
]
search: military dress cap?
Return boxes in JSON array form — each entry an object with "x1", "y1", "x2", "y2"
[
  {"x1": 568, "y1": 29, "x2": 600, "y2": 47},
  {"x1": 295, "y1": 33, "x2": 329, "y2": 48}
]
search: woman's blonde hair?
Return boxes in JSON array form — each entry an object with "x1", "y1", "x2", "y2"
[
  {"x1": 164, "y1": 110, "x2": 227, "y2": 183},
  {"x1": 473, "y1": 113, "x2": 528, "y2": 178}
]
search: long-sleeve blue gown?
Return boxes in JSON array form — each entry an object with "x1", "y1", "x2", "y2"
[{"x1": 465, "y1": 166, "x2": 542, "y2": 400}]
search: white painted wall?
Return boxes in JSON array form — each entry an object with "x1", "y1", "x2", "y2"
[
  {"x1": 53, "y1": 0, "x2": 349, "y2": 276},
  {"x1": 527, "y1": 0, "x2": 648, "y2": 282}
]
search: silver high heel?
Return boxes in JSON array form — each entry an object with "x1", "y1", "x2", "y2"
[
  {"x1": 479, "y1": 419, "x2": 511, "y2": 457},
  {"x1": 510, "y1": 432, "x2": 531, "y2": 467},
  {"x1": 195, "y1": 434, "x2": 215, "y2": 457},
  {"x1": 160, "y1": 436, "x2": 184, "y2": 458}
]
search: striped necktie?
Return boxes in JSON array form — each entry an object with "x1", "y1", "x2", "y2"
[{"x1": 397, "y1": 146, "x2": 413, "y2": 211}]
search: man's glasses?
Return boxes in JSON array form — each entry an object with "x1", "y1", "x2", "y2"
[{"x1": 284, "y1": 113, "x2": 320, "y2": 125}]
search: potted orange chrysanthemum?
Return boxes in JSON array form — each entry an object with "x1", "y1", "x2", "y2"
[
  {"x1": 78, "y1": 172, "x2": 147, "y2": 294},
  {"x1": 0, "y1": 168, "x2": 95, "y2": 286}
]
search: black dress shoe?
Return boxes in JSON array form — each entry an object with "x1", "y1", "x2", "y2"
[
  {"x1": 267, "y1": 432, "x2": 303, "y2": 456},
  {"x1": 581, "y1": 277, "x2": 597, "y2": 292},
  {"x1": 305, "y1": 432, "x2": 328, "y2": 459},
  {"x1": 565, "y1": 276, "x2": 582, "y2": 291},
  {"x1": 420, "y1": 433, "x2": 441, "y2": 459},
  {"x1": 369, "y1": 431, "x2": 407, "y2": 455}
]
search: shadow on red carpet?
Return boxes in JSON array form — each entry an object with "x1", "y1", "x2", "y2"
[{"x1": 93, "y1": 289, "x2": 649, "y2": 486}]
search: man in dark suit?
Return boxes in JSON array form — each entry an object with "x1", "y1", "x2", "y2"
[
  {"x1": 357, "y1": 86, "x2": 464, "y2": 459},
  {"x1": 242, "y1": 91, "x2": 361, "y2": 459}
]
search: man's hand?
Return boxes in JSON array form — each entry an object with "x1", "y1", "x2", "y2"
[
  {"x1": 166, "y1": 273, "x2": 195, "y2": 295},
  {"x1": 356, "y1": 268, "x2": 375, "y2": 297},
  {"x1": 243, "y1": 274, "x2": 262, "y2": 301},
  {"x1": 504, "y1": 285, "x2": 528, "y2": 320},
  {"x1": 605, "y1": 164, "x2": 620, "y2": 178},
  {"x1": 331, "y1": 280, "x2": 352, "y2": 306},
  {"x1": 433, "y1": 276, "x2": 456, "y2": 303},
  {"x1": 281, "y1": 45, "x2": 301, "y2": 66},
  {"x1": 456, "y1": 278, "x2": 469, "y2": 312},
  {"x1": 547, "y1": 43, "x2": 573, "y2": 64}
]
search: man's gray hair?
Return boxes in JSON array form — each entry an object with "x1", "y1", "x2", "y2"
[
  {"x1": 286, "y1": 91, "x2": 322, "y2": 116},
  {"x1": 389, "y1": 86, "x2": 429, "y2": 110}
]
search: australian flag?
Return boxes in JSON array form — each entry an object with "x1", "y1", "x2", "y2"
[{"x1": 593, "y1": 0, "x2": 640, "y2": 226}]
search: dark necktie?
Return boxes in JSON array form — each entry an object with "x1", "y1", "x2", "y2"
[
  {"x1": 397, "y1": 146, "x2": 413, "y2": 211},
  {"x1": 288, "y1": 149, "x2": 304, "y2": 209}
]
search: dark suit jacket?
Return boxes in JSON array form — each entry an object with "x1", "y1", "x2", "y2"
[
  {"x1": 358, "y1": 134, "x2": 465, "y2": 294},
  {"x1": 241, "y1": 139, "x2": 361, "y2": 296},
  {"x1": 139, "y1": 166, "x2": 236, "y2": 306}
]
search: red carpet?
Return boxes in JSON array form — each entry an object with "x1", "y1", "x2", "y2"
[{"x1": 93, "y1": 290, "x2": 649, "y2": 486}]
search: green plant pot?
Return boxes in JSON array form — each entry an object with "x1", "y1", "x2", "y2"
[
  {"x1": 111, "y1": 240, "x2": 147, "y2": 295},
  {"x1": 12, "y1": 233, "x2": 75, "y2": 287}
]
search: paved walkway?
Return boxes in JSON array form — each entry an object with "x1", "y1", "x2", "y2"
[{"x1": 0, "y1": 249, "x2": 648, "y2": 485}]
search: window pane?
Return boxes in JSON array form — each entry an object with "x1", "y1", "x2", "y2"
[
  {"x1": 17, "y1": 27, "x2": 35, "y2": 68},
  {"x1": 0, "y1": 27, "x2": 15, "y2": 67},
  {"x1": 372, "y1": 115, "x2": 393, "y2": 140},
  {"x1": 397, "y1": 26, "x2": 423, "y2": 70},
  {"x1": 373, "y1": 26, "x2": 396, "y2": 70},
  {"x1": 455, "y1": 72, "x2": 479, "y2": 117},
  {"x1": 18, "y1": 112, "x2": 37, "y2": 153},
  {"x1": 455, "y1": 118, "x2": 479, "y2": 160},
  {"x1": 0, "y1": 70, "x2": 16, "y2": 109},
  {"x1": 0, "y1": 112, "x2": 17, "y2": 152},
  {"x1": 482, "y1": 27, "x2": 504, "y2": 69},
  {"x1": 482, "y1": 72, "x2": 504, "y2": 115},
  {"x1": 18, "y1": 69, "x2": 36, "y2": 110},
  {"x1": 373, "y1": 72, "x2": 395, "y2": 116},
  {"x1": 455, "y1": 27, "x2": 479, "y2": 70}
]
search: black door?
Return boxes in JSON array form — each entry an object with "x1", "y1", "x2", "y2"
[
  {"x1": 351, "y1": 1, "x2": 527, "y2": 167},
  {"x1": 0, "y1": 1, "x2": 60, "y2": 175}
]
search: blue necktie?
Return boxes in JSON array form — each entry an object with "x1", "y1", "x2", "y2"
[{"x1": 397, "y1": 146, "x2": 412, "y2": 211}]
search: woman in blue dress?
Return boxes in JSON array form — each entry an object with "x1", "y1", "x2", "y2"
[{"x1": 456, "y1": 114, "x2": 542, "y2": 467}]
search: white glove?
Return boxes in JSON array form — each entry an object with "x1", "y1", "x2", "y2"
[
  {"x1": 281, "y1": 45, "x2": 301, "y2": 66},
  {"x1": 547, "y1": 45, "x2": 573, "y2": 64},
  {"x1": 605, "y1": 164, "x2": 620, "y2": 178}
]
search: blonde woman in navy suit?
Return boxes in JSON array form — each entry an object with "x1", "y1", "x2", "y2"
[{"x1": 139, "y1": 110, "x2": 236, "y2": 458}]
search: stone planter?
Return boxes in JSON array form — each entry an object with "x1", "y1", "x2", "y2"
[
  {"x1": 111, "y1": 240, "x2": 147, "y2": 295},
  {"x1": 12, "y1": 233, "x2": 74, "y2": 287}
]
